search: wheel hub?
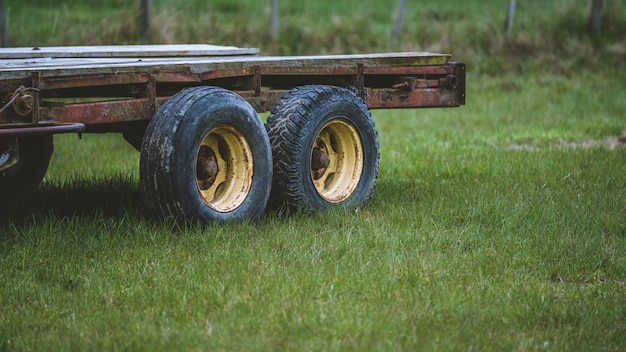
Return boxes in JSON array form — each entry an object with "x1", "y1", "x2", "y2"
[
  {"x1": 195, "y1": 125, "x2": 253, "y2": 212},
  {"x1": 311, "y1": 147, "x2": 330, "y2": 170},
  {"x1": 197, "y1": 156, "x2": 219, "y2": 179},
  {"x1": 310, "y1": 119, "x2": 363, "y2": 203}
]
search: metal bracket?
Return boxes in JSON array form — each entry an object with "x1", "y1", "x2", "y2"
[
  {"x1": 253, "y1": 65, "x2": 261, "y2": 97},
  {"x1": 356, "y1": 63, "x2": 365, "y2": 101},
  {"x1": 31, "y1": 72, "x2": 41, "y2": 124}
]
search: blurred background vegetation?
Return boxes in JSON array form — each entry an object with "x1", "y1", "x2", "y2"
[{"x1": 2, "y1": 0, "x2": 625, "y2": 74}]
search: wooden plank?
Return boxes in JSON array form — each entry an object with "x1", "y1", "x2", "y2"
[
  {"x1": 0, "y1": 50, "x2": 451, "y2": 81},
  {"x1": 0, "y1": 44, "x2": 259, "y2": 59}
]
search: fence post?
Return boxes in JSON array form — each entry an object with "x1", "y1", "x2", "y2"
[
  {"x1": 139, "y1": 0, "x2": 151, "y2": 42},
  {"x1": 589, "y1": 0, "x2": 603, "y2": 35},
  {"x1": 272, "y1": 0, "x2": 279, "y2": 39},
  {"x1": 0, "y1": 0, "x2": 6, "y2": 47},
  {"x1": 392, "y1": 0, "x2": 406, "y2": 43},
  {"x1": 503, "y1": 0, "x2": 516, "y2": 33}
]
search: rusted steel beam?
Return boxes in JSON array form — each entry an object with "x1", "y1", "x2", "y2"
[
  {"x1": 238, "y1": 87, "x2": 462, "y2": 112},
  {"x1": 24, "y1": 87, "x2": 462, "y2": 127},
  {"x1": 365, "y1": 88, "x2": 460, "y2": 109},
  {"x1": 363, "y1": 64, "x2": 456, "y2": 75},
  {"x1": 260, "y1": 66, "x2": 357, "y2": 76},
  {"x1": 38, "y1": 90, "x2": 286, "y2": 123},
  {"x1": 39, "y1": 97, "x2": 169, "y2": 125},
  {"x1": 37, "y1": 83, "x2": 462, "y2": 126},
  {"x1": 20, "y1": 62, "x2": 465, "y2": 126},
  {"x1": 37, "y1": 72, "x2": 149, "y2": 90},
  {"x1": 22, "y1": 64, "x2": 460, "y2": 97}
]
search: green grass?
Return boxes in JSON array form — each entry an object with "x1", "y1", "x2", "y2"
[
  {"x1": 2, "y1": 0, "x2": 626, "y2": 350},
  {"x1": 2, "y1": 68, "x2": 624, "y2": 350}
]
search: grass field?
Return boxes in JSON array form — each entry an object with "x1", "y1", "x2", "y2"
[{"x1": 1, "y1": 0, "x2": 626, "y2": 351}]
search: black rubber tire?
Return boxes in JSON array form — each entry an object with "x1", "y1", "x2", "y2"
[
  {"x1": 265, "y1": 85, "x2": 379, "y2": 212},
  {"x1": 0, "y1": 135, "x2": 53, "y2": 195},
  {"x1": 139, "y1": 86, "x2": 272, "y2": 224}
]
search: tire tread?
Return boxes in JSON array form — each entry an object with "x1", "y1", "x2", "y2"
[{"x1": 266, "y1": 85, "x2": 379, "y2": 211}]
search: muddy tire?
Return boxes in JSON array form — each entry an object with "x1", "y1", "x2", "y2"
[
  {"x1": 0, "y1": 135, "x2": 53, "y2": 196},
  {"x1": 265, "y1": 85, "x2": 379, "y2": 212},
  {"x1": 140, "y1": 86, "x2": 272, "y2": 224}
]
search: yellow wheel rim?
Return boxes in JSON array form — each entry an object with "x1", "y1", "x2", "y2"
[
  {"x1": 196, "y1": 125, "x2": 253, "y2": 212},
  {"x1": 310, "y1": 119, "x2": 363, "y2": 203}
]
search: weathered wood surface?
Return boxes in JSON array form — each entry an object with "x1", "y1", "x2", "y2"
[
  {"x1": 0, "y1": 45, "x2": 451, "y2": 81},
  {"x1": 0, "y1": 44, "x2": 259, "y2": 59}
]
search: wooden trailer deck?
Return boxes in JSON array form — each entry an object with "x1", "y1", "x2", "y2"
[{"x1": 0, "y1": 44, "x2": 448, "y2": 74}]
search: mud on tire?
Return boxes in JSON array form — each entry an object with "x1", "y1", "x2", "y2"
[
  {"x1": 265, "y1": 85, "x2": 379, "y2": 212},
  {"x1": 140, "y1": 86, "x2": 272, "y2": 224}
]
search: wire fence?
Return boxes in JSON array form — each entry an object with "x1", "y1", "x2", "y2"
[{"x1": 0, "y1": 0, "x2": 608, "y2": 47}]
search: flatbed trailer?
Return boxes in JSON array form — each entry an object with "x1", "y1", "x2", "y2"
[{"x1": 0, "y1": 44, "x2": 465, "y2": 224}]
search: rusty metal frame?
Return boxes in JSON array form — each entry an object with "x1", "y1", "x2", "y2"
[{"x1": 0, "y1": 61, "x2": 465, "y2": 133}]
